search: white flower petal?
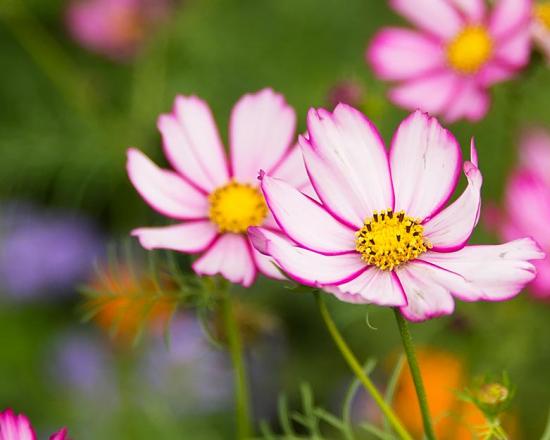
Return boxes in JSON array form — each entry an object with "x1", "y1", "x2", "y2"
[
  {"x1": 126, "y1": 148, "x2": 208, "y2": 220},
  {"x1": 230, "y1": 88, "x2": 296, "y2": 182},
  {"x1": 390, "y1": 111, "x2": 462, "y2": 220}
]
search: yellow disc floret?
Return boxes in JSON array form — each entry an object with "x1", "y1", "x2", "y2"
[
  {"x1": 355, "y1": 209, "x2": 431, "y2": 271},
  {"x1": 446, "y1": 26, "x2": 493, "y2": 74},
  {"x1": 536, "y1": 3, "x2": 550, "y2": 30},
  {"x1": 208, "y1": 180, "x2": 268, "y2": 233}
]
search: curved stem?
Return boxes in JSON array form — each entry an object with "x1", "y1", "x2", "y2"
[
  {"x1": 315, "y1": 294, "x2": 413, "y2": 440},
  {"x1": 393, "y1": 309, "x2": 436, "y2": 440},
  {"x1": 221, "y1": 291, "x2": 253, "y2": 439}
]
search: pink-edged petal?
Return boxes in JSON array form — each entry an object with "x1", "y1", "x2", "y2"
[
  {"x1": 158, "y1": 96, "x2": 229, "y2": 192},
  {"x1": 450, "y1": 0, "x2": 486, "y2": 22},
  {"x1": 324, "y1": 286, "x2": 372, "y2": 304},
  {"x1": 303, "y1": 104, "x2": 393, "y2": 225},
  {"x1": 249, "y1": 239, "x2": 286, "y2": 281},
  {"x1": 520, "y1": 129, "x2": 550, "y2": 186},
  {"x1": 0, "y1": 410, "x2": 37, "y2": 440},
  {"x1": 395, "y1": 261, "x2": 456, "y2": 321},
  {"x1": 230, "y1": 88, "x2": 296, "y2": 182},
  {"x1": 126, "y1": 148, "x2": 208, "y2": 220},
  {"x1": 260, "y1": 174, "x2": 355, "y2": 254},
  {"x1": 389, "y1": 0, "x2": 463, "y2": 39},
  {"x1": 335, "y1": 268, "x2": 407, "y2": 306},
  {"x1": 132, "y1": 221, "x2": 218, "y2": 254},
  {"x1": 249, "y1": 227, "x2": 366, "y2": 286},
  {"x1": 443, "y1": 81, "x2": 490, "y2": 122},
  {"x1": 489, "y1": 0, "x2": 532, "y2": 40},
  {"x1": 490, "y1": 27, "x2": 531, "y2": 75},
  {"x1": 505, "y1": 171, "x2": 550, "y2": 249},
  {"x1": 270, "y1": 145, "x2": 310, "y2": 191},
  {"x1": 390, "y1": 111, "x2": 462, "y2": 220},
  {"x1": 49, "y1": 428, "x2": 69, "y2": 440},
  {"x1": 388, "y1": 71, "x2": 460, "y2": 117},
  {"x1": 423, "y1": 141, "x2": 482, "y2": 251},
  {"x1": 421, "y1": 238, "x2": 545, "y2": 301},
  {"x1": 192, "y1": 234, "x2": 257, "y2": 287},
  {"x1": 367, "y1": 28, "x2": 445, "y2": 81},
  {"x1": 478, "y1": 62, "x2": 515, "y2": 87},
  {"x1": 300, "y1": 140, "x2": 362, "y2": 228}
]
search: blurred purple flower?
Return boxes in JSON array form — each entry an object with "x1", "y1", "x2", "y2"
[
  {"x1": 140, "y1": 312, "x2": 286, "y2": 419},
  {"x1": 48, "y1": 331, "x2": 117, "y2": 404},
  {"x1": 141, "y1": 315, "x2": 233, "y2": 414},
  {"x1": 66, "y1": 0, "x2": 172, "y2": 61},
  {"x1": 0, "y1": 203, "x2": 103, "y2": 300}
]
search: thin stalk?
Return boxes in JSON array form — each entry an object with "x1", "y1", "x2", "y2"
[
  {"x1": 221, "y1": 291, "x2": 253, "y2": 439},
  {"x1": 393, "y1": 308, "x2": 436, "y2": 440},
  {"x1": 315, "y1": 294, "x2": 413, "y2": 440}
]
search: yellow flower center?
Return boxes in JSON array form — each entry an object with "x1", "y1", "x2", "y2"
[
  {"x1": 355, "y1": 209, "x2": 431, "y2": 271},
  {"x1": 208, "y1": 181, "x2": 268, "y2": 233},
  {"x1": 446, "y1": 26, "x2": 493, "y2": 74},
  {"x1": 536, "y1": 3, "x2": 550, "y2": 30}
]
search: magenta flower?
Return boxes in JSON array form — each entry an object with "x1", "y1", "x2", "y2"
[
  {"x1": 0, "y1": 409, "x2": 68, "y2": 440},
  {"x1": 128, "y1": 88, "x2": 310, "y2": 287},
  {"x1": 533, "y1": 3, "x2": 550, "y2": 63},
  {"x1": 493, "y1": 129, "x2": 550, "y2": 299},
  {"x1": 66, "y1": 0, "x2": 170, "y2": 61},
  {"x1": 250, "y1": 105, "x2": 544, "y2": 321},
  {"x1": 367, "y1": 0, "x2": 533, "y2": 122}
]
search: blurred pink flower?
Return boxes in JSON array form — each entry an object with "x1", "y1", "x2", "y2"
[
  {"x1": 0, "y1": 409, "x2": 68, "y2": 440},
  {"x1": 493, "y1": 130, "x2": 550, "y2": 298},
  {"x1": 367, "y1": 0, "x2": 533, "y2": 122},
  {"x1": 250, "y1": 105, "x2": 544, "y2": 321},
  {"x1": 66, "y1": 0, "x2": 170, "y2": 60},
  {"x1": 533, "y1": 2, "x2": 550, "y2": 63},
  {"x1": 127, "y1": 88, "x2": 310, "y2": 287}
]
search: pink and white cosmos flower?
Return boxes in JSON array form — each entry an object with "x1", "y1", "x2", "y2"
[
  {"x1": 249, "y1": 105, "x2": 544, "y2": 321},
  {"x1": 127, "y1": 88, "x2": 310, "y2": 287},
  {"x1": 492, "y1": 129, "x2": 550, "y2": 299},
  {"x1": 367, "y1": 0, "x2": 533, "y2": 122},
  {"x1": 0, "y1": 409, "x2": 68, "y2": 440}
]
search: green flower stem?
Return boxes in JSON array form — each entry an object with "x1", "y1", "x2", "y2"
[
  {"x1": 221, "y1": 291, "x2": 253, "y2": 439},
  {"x1": 393, "y1": 308, "x2": 436, "y2": 440},
  {"x1": 315, "y1": 293, "x2": 413, "y2": 440}
]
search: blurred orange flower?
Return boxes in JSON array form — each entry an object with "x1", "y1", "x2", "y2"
[
  {"x1": 393, "y1": 349, "x2": 516, "y2": 439},
  {"x1": 85, "y1": 265, "x2": 177, "y2": 344}
]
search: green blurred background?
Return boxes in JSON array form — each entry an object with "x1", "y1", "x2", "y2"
[{"x1": 1, "y1": 0, "x2": 550, "y2": 438}]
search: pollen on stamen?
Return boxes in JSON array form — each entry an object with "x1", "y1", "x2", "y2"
[
  {"x1": 446, "y1": 26, "x2": 493, "y2": 74},
  {"x1": 208, "y1": 180, "x2": 268, "y2": 234},
  {"x1": 355, "y1": 209, "x2": 431, "y2": 271}
]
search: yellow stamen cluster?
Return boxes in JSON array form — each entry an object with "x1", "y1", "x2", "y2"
[
  {"x1": 355, "y1": 209, "x2": 431, "y2": 271},
  {"x1": 208, "y1": 180, "x2": 268, "y2": 233},
  {"x1": 446, "y1": 26, "x2": 493, "y2": 74},
  {"x1": 536, "y1": 3, "x2": 550, "y2": 30}
]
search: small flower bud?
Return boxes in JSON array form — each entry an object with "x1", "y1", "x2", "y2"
[{"x1": 477, "y1": 383, "x2": 510, "y2": 406}]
